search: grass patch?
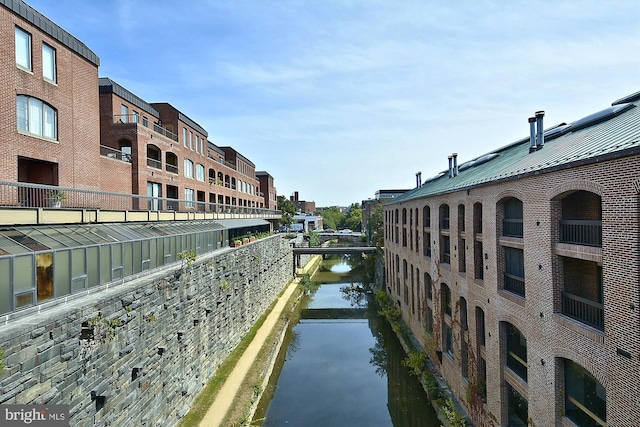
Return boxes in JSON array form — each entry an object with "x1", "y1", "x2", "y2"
[{"x1": 179, "y1": 281, "x2": 302, "y2": 427}]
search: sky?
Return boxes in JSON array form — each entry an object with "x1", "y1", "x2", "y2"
[{"x1": 25, "y1": 0, "x2": 640, "y2": 207}]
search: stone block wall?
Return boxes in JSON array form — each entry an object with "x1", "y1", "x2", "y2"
[{"x1": 0, "y1": 235, "x2": 293, "y2": 427}]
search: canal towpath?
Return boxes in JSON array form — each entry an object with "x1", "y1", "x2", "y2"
[{"x1": 197, "y1": 256, "x2": 320, "y2": 427}]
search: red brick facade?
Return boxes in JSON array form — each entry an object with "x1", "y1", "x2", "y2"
[
  {"x1": 385, "y1": 105, "x2": 640, "y2": 425},
  {"x1": 1, "y1": 1, "x2": 273, "y2": 213},
  {"x1": 0, "y1": 2, "x2": 100, "y2": 191}
]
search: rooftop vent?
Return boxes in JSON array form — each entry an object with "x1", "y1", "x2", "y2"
[
  {"x1": 528, "y1": 111, "x2": 545, "y2": 152},
  {"x1": 570, "y1": 103, "x2": 634, "y2": 132}
]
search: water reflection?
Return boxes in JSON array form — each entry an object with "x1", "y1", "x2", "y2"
[
  {"x1": 330, "y1": 261, "x2": 352, "y2": 273},
  {"x1": 253, "y1": 257, "x2": 439, "y2": 426}
]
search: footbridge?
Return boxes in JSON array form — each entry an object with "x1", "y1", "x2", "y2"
[
  {"x1": 292, "y1": 245, "x2": 377, "y2": 274},
  {"x1": 292, "y1": 246, "x2": 376, "y2": 255}
]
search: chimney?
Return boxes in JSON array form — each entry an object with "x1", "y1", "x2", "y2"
[
  {"x1": 448, "y1": 155, "x2": 453, "y2": 178},
  {"x1": 415, "y1": 171, "x2": 422, "y2": 188},
  {"x1": 536, "y1": 110, "x2": 545, "y2": 149},
  {"x1": 452, "y1": 153, "x2": 458, "y2": 176},
  {"x1": 528, "y1": 116, "x2": 537, "y2": 152}
]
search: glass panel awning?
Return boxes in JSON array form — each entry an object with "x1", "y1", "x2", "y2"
[{"x1": 0, "y1": 219, "x2": 248, "y2": 256}]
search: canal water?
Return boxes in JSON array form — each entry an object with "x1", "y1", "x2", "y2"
[{"x1": 252, "y1": 256, "x2": 440, "y2": 426}]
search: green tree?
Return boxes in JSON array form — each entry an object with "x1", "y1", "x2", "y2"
[
  {"x1": 367, "y1": 202, "x2": 384, "y2": 247},
  {"x1": 277, "y1": 195, "x2": 297, "y2": 228},
  {"x1": 320, "y1": 206, "x2": 345, "y2": 230},
  {"x1": 344, "y1": 203, "x2": 362, "y2": 231}
]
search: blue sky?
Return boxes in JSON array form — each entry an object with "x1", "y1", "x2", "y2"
[{"x1": 26, "y1": 0, "x2": 640, "y2": 207}]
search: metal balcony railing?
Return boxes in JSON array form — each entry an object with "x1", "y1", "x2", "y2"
[
  {"x1": 111, "y1": 114, "x2": 178, "y2": 142},
  {"x1": 165, "y1": 163, "x2": 178, "y2": 174},
  {"x1": 504, "y1": 273, "x2": 525, "y2": 297},
  {"x1": 562, "y1": 291, "x2": 604, "y2": 331},
  {"x1": 503, "y1": 219, "x2": 523, "y2": 238},
  {"x1": 0, "y1": 180, "x2": 281, "y2": 219},
  {"x1": 559, "y1": 220, "x2": 602, "y2": 247},
  {"x1": 147, "y1": 157, "x2": 162, "y2": 169},
  {"x1": 100, "y1": 145, "x2": 131, "y2": 163}
]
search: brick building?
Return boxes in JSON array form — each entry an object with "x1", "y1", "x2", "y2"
[
  {"x1": 257, "y1": 171, "x2": 277, "y2": 211},
  {"x1": 1, "y1": 0, "x2": 273, "y2": 215},
  {"x1": 362, "y1": 189, "x2": 409, "y2": 244},
  {"x1": 0, "y1": 0, "x2": 100, "y2": 201},
  {"x1": 290, "y1": 191, "x2": 315, "y2": 214},
  {"x1": 384, "y1": 93, "x2": 640, "y2": 426},
  {"x1": 98, "y1": 78, "x2": 265, "y2": 212}
]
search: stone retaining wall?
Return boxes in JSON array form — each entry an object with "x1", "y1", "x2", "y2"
[{"x1": 0, "y1": 235, "x2": 293, "y2": 427}]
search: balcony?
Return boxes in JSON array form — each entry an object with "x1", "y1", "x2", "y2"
[
  {"x1": 559, "y1": 220, "x2": 602, "y2": 247},
  {"x1": 503, "y1": 219, "x2": 523, "y2": 238},
  {"x1": 504, "y1": 273, "x2": 525, "y2": 297},
  {"x1": 0, "y1": 180, "x2": 282, "y2": 226},
  {"x1": 166, "y1": 163, "x2": 178, "y2": 174},
  {"x1": 147, "y1": 157, "x2": 162, "y2": 169},
  {"x1": 112, "y1": 114, "x2": 178, "y2": 142},
  {"x1": 100, "y1": 145, "x2": 131, "y2": 163},
  {"x1": 561, "y1": 291, "x2": 604, "y2": 331}
]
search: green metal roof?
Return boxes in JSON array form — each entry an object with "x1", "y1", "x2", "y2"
[{"x1": 388, "y1": 95, "x2": 640, "y2": 205}]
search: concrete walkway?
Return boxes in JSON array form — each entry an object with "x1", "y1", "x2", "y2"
[{"x1": 197, "y1": 279, "x2": 300, "y2": 427}]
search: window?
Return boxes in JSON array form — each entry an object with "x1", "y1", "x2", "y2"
[
  {"x1": 443, "y1": 322, "x2": 453, "y2": 355},
  {"x1": 132, "y1": 110, "x2": 139, "y2": 124},
  {"x1": 17, "y1": 96, "x2": 57, "y2": 140},
  {"x1": 426, "y1": 273, "x2": 432, "y2": 300},
  {"x1": 440, "y1": 235, "x2": 450, "y2": 264},
  {"x1": 42, "y1": 43, "x2": 56, "y2": 82},
  {"x1": 166, "y1": 152, "x2": 178, "y2": 174},
  {"x1": 121, "y1": 105, "x2": 128, "y2": 123},
  {"x1": 474, "y1": 241, "x2": 484, "y2": 280},
  {"x1": 564, "y1": 359, "x2": 606, "y2": 426},
  {"x1": 507, "y1": 384, "x2": 528, "y2": 427},
  {"x1": 442, "y1": 284, "x2": 451, "y2": 316},
  {"x1": 504, "y1": 247, "x2": 525, "y2": 297},
  {"x1": 440, "y1": 204, "x2": 450, "y2": 229},
  {"x1": 505, "y1": 323, "x2": 527, "y2": 382},
  {"x1": 183, "y1": 128, "x2": 188, "y2": 148},
  {"x1": 184, "y1": 159, "x2": 194, "y2": 179},
  {"x1": 184, "y1": 188, "x2": 194, "y2": 208},
  {"x1": 423, "y1": 206, "x2": 430, "y2": 227},
  {"x1": 196, "y1": 164, "x2": 205, "y2": 181},
  {"x1": 441, "y1": 286, "x2": 453, "y2": 356},
  {"x1": 503, "y1": 198, "x2": 523, "y2": 237},
  {"x1": 15, "y1": 27, "x2": 31, "y2": 70},
  {"x1": 142, "y1": 116, "x2": 149, "y2": 127},
  {"x1": 189, "y1": 131, "x2": 193, "y2": 150}
]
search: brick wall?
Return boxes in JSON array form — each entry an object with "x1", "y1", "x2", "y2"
[
  {"x1": 384, "y1": 154, "x2": 640, "y2": 426},
  {"x1": 0, "y1": 6, "x2": 99, "y2": 188}
]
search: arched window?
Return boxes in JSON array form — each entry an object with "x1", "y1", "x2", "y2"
[
  {"x1": 439, "y1": 204, "x2": 451, "y2": 264},
  {"x1": 166, "y1": 152, "x2": 178, "y2": 174},
  {"x1": 183, "y1": 159, "x2": 194, "y2": 179},
  {"x1": 196, "y1": 164, "x2": 205, "y2": 181},
  {"x1": 441, "y1": 283, "x2": 452, "y2": 355},
  {"x1": 17, "y1": 95, "x2": 57, "y2": 140},
  {"x1": 502, "y1": 197, "x2": 523, "y2": 238},
  {"x1": 563, "y1": 359, "x2": 606, "y2": 426},
  {"x1": 505, "y1": 323, "x2": 527, "y2": 382},
  {"x1": 146, "y1": 144, "x2": 161, "y2": 169}
]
